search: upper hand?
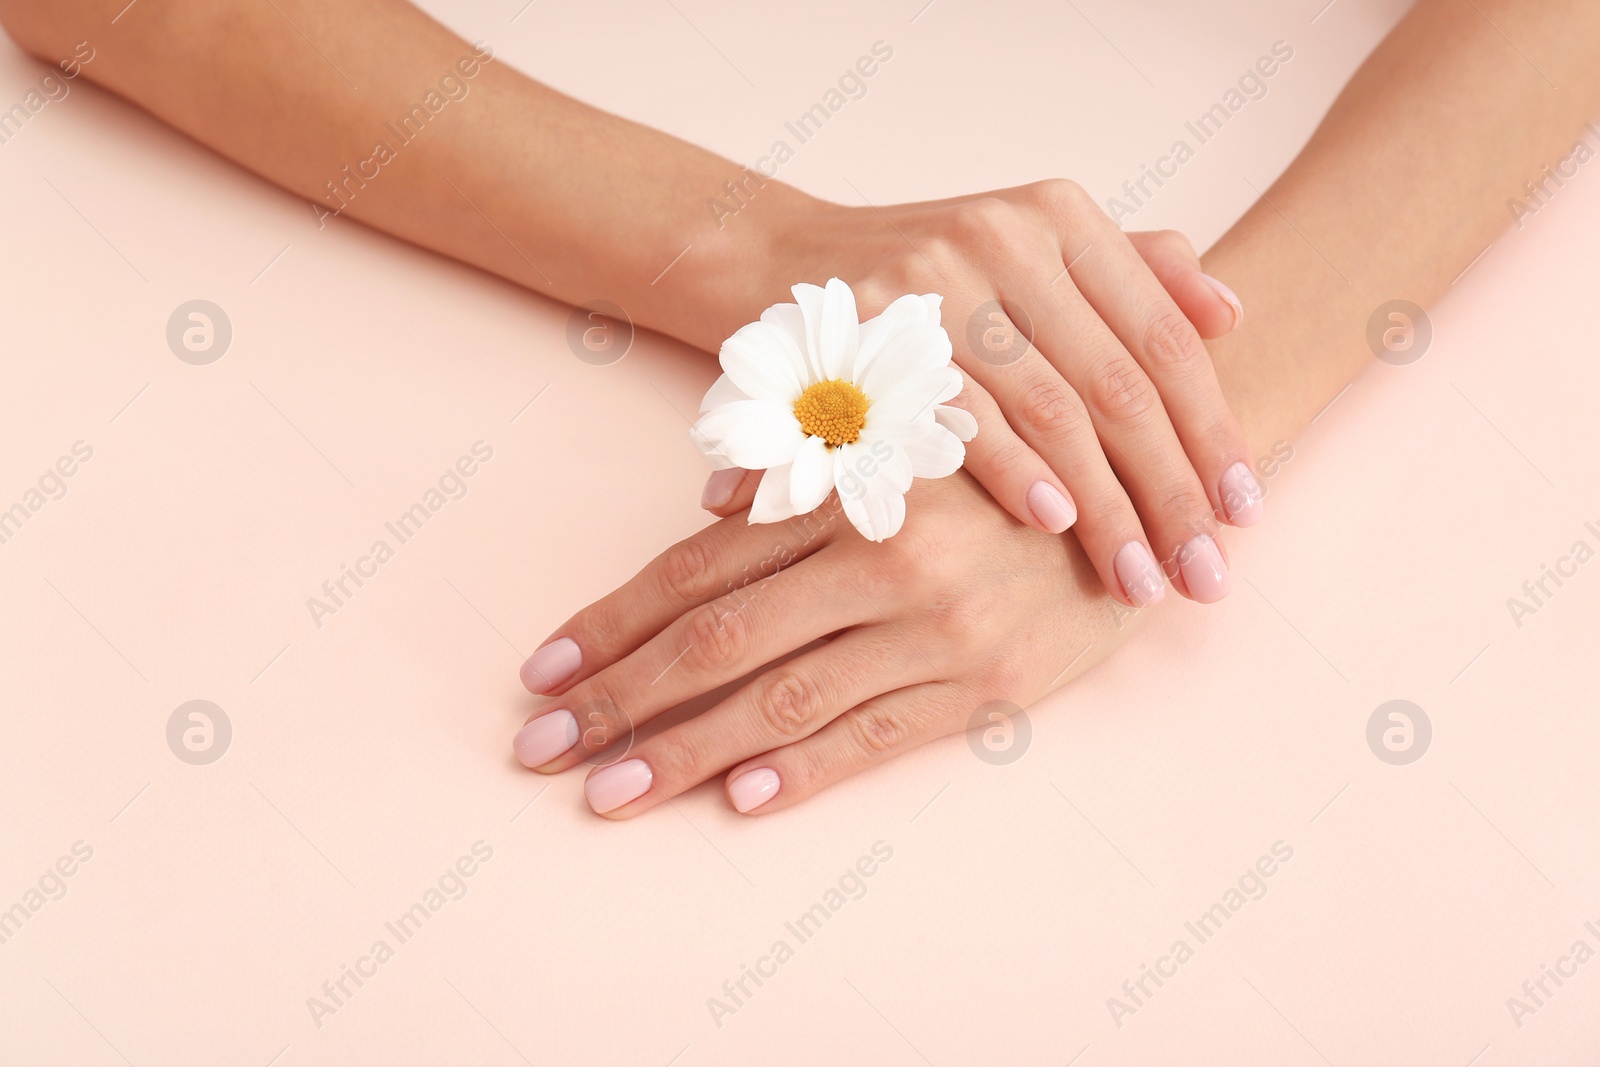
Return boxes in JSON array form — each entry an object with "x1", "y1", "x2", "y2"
[{"x1": 704, "y1": 182, "x2": 1260, "y2": 606}]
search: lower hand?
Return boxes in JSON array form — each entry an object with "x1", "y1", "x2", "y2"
[{"x1": 512, "y1": 471, "x2": 1135, "y2": 817}]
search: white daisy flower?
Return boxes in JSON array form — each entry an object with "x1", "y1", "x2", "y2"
[{"x1": 691, "y1": 277, "x2": 978, "y2": 542}]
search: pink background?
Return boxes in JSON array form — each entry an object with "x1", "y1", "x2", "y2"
[{"x1": 3, "y1": 0, "x2": 1598, "y2": 1063}]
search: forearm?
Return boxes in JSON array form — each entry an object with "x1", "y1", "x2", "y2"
[
  {"x1": 0, "y1": 0, "x2": 808, "y2": 348},
  {"x1": 1203, "y1": 0, "x2": 1600, "y2": 454}
]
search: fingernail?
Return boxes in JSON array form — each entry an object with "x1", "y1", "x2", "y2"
[
  {"x1": 585, "y1": 758, "x2": 653, "y2": 814},
  {"x1": 1025, "y1": 480, "x2": 1077, "y2": 533},
  {"x1": 1219, "y1": 461, "x2": 1264, "y2": 527},
  {"x1": 512, "y1": 710, "x2": 578, "y2": 768},
  {"x1": 702, "y1": 467, "x2": 744, "y2": 509},
  {"x1": 1178, "y1": 533, "x2": 1230, "y2": 603},
  {"x1": 520, "y1": 637, "x2": 581, "y2": 694},
  {"x1": 1200, "y1": 274, "x2": 1244, "y2": 330},
  {"x1": 728, "y1": 767, "x2": 781, "y2": 813},
  {"x1": 1114, "y1": 541, "x2": 1166, "y2": 607}
]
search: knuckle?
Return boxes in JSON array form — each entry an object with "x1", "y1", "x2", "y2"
[
  {"x1": 1016, "y1": 376, "x2": 1086, "y2": 436},
  {"x1": 572, "y1": 602, "x2": 628, "y2": 663},
  {"x1": 850, "y1": 703, "x2": 910, "y2": 756},
  {"x1": 682, "y1": 600, "x2": 750, "y2": 672},
  {"x1": 646, "y1": 730, "x2": 699, "y2": 781},
  {"x1": 1031, "y1": 178, "x2": 1094, "y2": 228},
  {"x1": 1140, "y1": 306, "x2": 1207, "y2": 374},
  {"x1": 1161, "y1": 484, "x2": 1216, "y2": 528},
  {"x1": 951, "y1": 197, "x2": 1020, "y2": 243},
  {"x1": 572, "y1": 680, "x2": 629, "y2": 751},
  {"x1": 751, "y1": 670, "x2": 826, "y2": 739},
  {"x1": 661, "y1": 538, "x2": 718, "y2": 603},
  {"x1": 1088, "y1": 356, "x2": 1157, "y2": 422},
  {"x1": 1150, "y1": 228, "x2": 1195, "y2": 257}
]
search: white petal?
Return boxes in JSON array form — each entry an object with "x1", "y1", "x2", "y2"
[
  {"x1": 934, "y1": 404, "x2": 979, "y2": 442},
  {"x1": 790, "y1": 283, "x2": 827, "y2": 382},
  {"x1": 867, "y1": 368, "x2": 964, "y2": 432},
  {"x1": 698, "y1": 373, "x2": 750, "y2": 414},
  {"x1": 819, "y1": 278, "x2": 860, "y2": 380},
  {"x1": 689, "y1": 427, "x2": 737, "y2": 469},
  {"x1": 719, "y1": 322, "x2": 807, "y2": 403},
  {"x1": 692, "y1": 400, "x2": 805, "y2": 470},
  {"x1": 749, "y1": 463, "x2": 798, "y2": 524},
  {"x1": 789, "y1": 434, "x2": 834, "y2": 514},
  {"x1": 919, "y1": 293, "x2": 943, "y2": 327},
  {"x1": 890, "y1": 423, "x2": 966, "y2": 479},
  {"x1": 835, "y1": 438, "x2": 913, "y2": 501},
  {"x1": 838, "y1": 480, "x2": 907, "y2": 542},
  {"x1": 855, "y1": 294, "x2": 932, "y2": 386},
  {"x1": 856, "y1": 322, "x2": 953, "y2": 401}
]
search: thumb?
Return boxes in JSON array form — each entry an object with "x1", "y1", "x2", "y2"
[
  {"x1": 1126, "y1": 229, "x2": 1244, "y2": 340},
  {"x1": 700, "y1": 466, "x2": 761, "y2": 517}
]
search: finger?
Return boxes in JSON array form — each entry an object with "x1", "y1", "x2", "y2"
[
  {"x1": 981, "y1": 206, "x2": 1229, "y2": 604},
  {"x1": 958, "y1": 332, "x2": 1165, "y2": 609},
  {"x1": 514, "y1": 551, "x2": 877, "y2": 773},
  {"x1": 941, "y1": 369, "x2": 1078, "y2": 534},
  {"x1": 519, "y1": 501, "x2": 846, "y2": 695},
  {"x1": 1066, "y1": 219, "x2": 1261, "y2": 532},
  {"x1": 700, "y1": 466, "x2": 760, "y2": 517},
  {"x1": 722, "y1": 680, "x2": 977, "y2": 815},
  {"x1": 1125, "y1": 230, "x2": 1243, "y2": 339},
  {"x1": 578, "y1": 625, "x2": 942, "y2": 817}
]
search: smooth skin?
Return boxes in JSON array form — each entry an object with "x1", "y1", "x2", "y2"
[
  {"x1": 510, "y1": 0, "x2": 1600, "y2": 817},
  {"x1": 7, "y1": 0, "x2": 1598, "y2": 814},
  {"x1": 0, "y1": 0, "x2": 1255, "y2": 606}
]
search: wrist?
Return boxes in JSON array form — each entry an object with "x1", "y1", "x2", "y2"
[{"x1": 669, "y1": 185, "x2": 848, "y2": 352}]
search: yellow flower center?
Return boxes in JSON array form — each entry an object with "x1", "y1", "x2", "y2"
[{"x1": 793, "y1": 379, "x2": 869, "y2": 447}]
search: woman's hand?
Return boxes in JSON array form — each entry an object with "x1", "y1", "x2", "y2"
[
  {"x1": 511, "y1": 472, "x2": 1136, "y2": 817},
  {"x1": 708, "y1": 184, "x2": 1260, "y2": 607}
]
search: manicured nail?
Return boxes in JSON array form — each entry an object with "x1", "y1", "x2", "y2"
[
  {"x1": 520, "y1": 637, "x2": 581, "y2": 694},
  {"x1": 702, "y1": 467, "x2": 744, "y2": 509},
  {"x1": 1026, "y1": 480, "x2": 1077, "y2": 533},
  {"x1": 1200, "y1": 274, "x2": 1244, "y2": 330},
  {"x1": 1114, "y1": 541, "x2": 1166, "y2": 607},
  {"x1": 585, "y1": 758, "x2": 653, "y2": 814},
  {"x1": 1219, "y1": 461, "x2": 1264, "y2": 527},
  {"x1": 728, "y1": 768, "x2": 781, "y2": 813},
  {"x1": 512, "y1": 710, "x2": 578, "y2": 769},
  {"x1": 1178, "y1": 533, "x2": 1230, "y2": 603}
]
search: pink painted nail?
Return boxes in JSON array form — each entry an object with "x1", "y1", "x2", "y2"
[
  {"x1": 512, "y1": 710, "x2": 578, "y2": 768},
  {"x1": 1200, "y1": 274, "x2": 1244, "y2": 330},
  {"x1": 728, "y1": 768, "x2": 780, "y2": 813},
  {"x1": 1114, "y1": 541, "x2": 1166, "y2": 607},
  {"x1": 520, "y1": 637, "x2": 581, "y2": 694},
  {"x1": 702, "y1": 468, "x2": 744, "y2": 510},
  {"x1": 1026, "y1": 480, "x2": 1077, "y2": 533},
  {"x1": 1178, "y1": 533, "x2": 1230, "y2": 603},
  {"x1": 585, "y1": 758, "x2": 653, "y2": 814},
  {"x1": 1219, "y1": 461, "x2": 1264, "y2": 527}
]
